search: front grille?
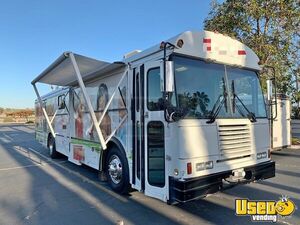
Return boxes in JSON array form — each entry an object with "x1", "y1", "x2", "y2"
[{"x1": 218, "y1": 124, "x2": 252, "y2": 159}]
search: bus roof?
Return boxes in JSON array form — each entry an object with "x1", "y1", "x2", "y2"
[
  {"x1": 32, "y1": 30, "x2": 260, "y2": 87},
  {"x1": 124, "y1": 30, "x2": 261, "y2": 71}
]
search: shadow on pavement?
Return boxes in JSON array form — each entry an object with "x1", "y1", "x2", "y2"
[
  {"x1": 0, "y1": 124, "x2": 233, "y2": 225},
  {"x1": 0, "y1": 124, "x2": 298, "y2": 225},
  {"x1": 272, "y1": 151, "x2": 300, "y2": 159},
  {"x1": 276, "y1": 169, "x2": 300, "y2": 178}
]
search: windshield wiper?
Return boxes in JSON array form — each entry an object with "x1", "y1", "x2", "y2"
[
  {"x1": 207, "y1": 78, "x2": 227, "y2": 124},
  {"x1": 231, "y1": 80, "x2": 257, "y2": 122}
]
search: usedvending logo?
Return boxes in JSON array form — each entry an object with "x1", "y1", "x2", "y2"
[{"x1": 235, "y1": 196, "x2": 296, "y2": 222}]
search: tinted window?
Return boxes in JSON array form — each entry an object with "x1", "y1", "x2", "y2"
[
  {"x1": 136, "y1": 72, "x2": 140, "y2": 112},
  {"x1": 147, "y1": 68, "x2": 163, "y2": 111},
  {"x1": 174, "y1": 56, "x2": 226, "y2": 118},
  {"x1": 147, "y1": 121, "x2": 165, "y2": 187},
  {"x1": 173, "y1": 56, "x2": 267, "y2": 119},
  {"x1": 226, "y1": 67, "x2": 266, "y2": 118}
]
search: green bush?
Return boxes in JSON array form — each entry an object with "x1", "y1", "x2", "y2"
[{"x1": 292, "y1": 107, "x2": 300, "y2": 119}]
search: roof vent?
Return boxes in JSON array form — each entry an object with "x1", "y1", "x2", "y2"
[{"x1": 123, "y1": 50, "x2": 141, "y2": 59}]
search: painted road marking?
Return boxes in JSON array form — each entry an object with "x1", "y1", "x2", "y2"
[
  {"x1": 0, "y1": 162, "x2": 67, "y2": 171},
  {"x1": 3, "y1": 133, "x2": 13, "y2": 141}
]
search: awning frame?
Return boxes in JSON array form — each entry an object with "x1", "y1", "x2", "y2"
[
  {"x1": 31, "y1": 52, "x2": 69, "y2": 85},
  {"x1": 32, "y1": 52, "x2": 128, "y2": 152},
  {"x1": 33, "y1": 84, "x2": 56, "y2": 138},
  {"x1": 68, "y1": 53, "x2": 107, "y2": 149}
]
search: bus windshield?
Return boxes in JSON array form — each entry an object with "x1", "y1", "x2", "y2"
[{"x1": 172, "y1": 56, "x2": 267, "y2": 119}]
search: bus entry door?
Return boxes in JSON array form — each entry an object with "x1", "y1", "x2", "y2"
[{"x1": 143, "y1": 61, "x2": 168, "y2": 202}]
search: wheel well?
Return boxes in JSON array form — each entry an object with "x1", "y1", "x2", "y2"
[{"x1": 101, "y1": 138, "x2": 126, "y2": 172}]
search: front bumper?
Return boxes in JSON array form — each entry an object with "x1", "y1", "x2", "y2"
[{"x1": 169, "y1": 161, "x2": 275, "y2": 203}]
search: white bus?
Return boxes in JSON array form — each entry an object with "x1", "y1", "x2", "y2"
[{"x1": 32, "y1": 30, "x2": 275, "y2": 203}]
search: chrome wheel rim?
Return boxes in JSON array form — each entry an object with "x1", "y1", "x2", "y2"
[
  {"x1": 108, "y1": 155, "x2": 122, "y2": 184},
  {"x1": 49, "y1": 142, "x2": 53, "y2": 155}
]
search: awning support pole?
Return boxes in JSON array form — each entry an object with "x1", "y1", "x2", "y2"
[
  {"x1": 68, "y1": 52, "x2": 107, "y2": 150},
  {"x1": 105, "y1": 114, "x2": 128, "y2": 144},
  {"x1": 32, "y1": 83, "x2": 56, "y2": 138},
  {"x1": 50, "y1": 110, "x2": 58, "y2": 124},
  {"x1": 97, "y1": 69, "x2": 128, "y2": 144}
]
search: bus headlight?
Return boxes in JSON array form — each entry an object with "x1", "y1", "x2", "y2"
[
  {"x1": 257, "y1": 152, "x2": 267, "y2": 159},
  {"x1": 196, "y1": 161, "x2": 213, "y2": 171}
]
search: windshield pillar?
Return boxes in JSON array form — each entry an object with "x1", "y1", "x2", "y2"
[{"x1": 224, "y1": 65, "x2": 233, "y2": 116}]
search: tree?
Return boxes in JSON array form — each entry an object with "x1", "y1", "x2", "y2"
[
  {"x1": 18, "y1": 109, "x2": 34, "y2": 122},
  {"x1": 6, "y1": 109, "x2": 34, "y2": 122},
  {"x1": 204, "y1": 0, "x2": 300, "y2": 102}
]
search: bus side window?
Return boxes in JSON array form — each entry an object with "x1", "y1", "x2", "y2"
[
  {"x1": 136, "y1": 73, "x2": 139, "y2": 112},
  {"x1": 147, "y1": 68, "x2": 163, "y2": 111},
  {"x1": 58, "y1": 95, "x2": 66, "y2": 109}
]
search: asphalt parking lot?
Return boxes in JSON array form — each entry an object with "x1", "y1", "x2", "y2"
[{"x1": 0, "y1": 124, "x2": 299, "y2": 225}]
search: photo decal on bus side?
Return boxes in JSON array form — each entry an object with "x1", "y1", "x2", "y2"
[
  {"x1": 87, "y1": 83, "x2": 112, "y2": 140},
  {"x1": 70, "y1": 77, "x2": 128, "y2": 163}
]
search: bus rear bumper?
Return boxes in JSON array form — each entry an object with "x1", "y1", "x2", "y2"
[{"x1": 169, "y1": 161, "x2": 275, "y2": 203}]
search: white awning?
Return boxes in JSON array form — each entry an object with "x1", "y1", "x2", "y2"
[
  {"x1": 31, "y1": 52, "x2": 125, "y2": 86},
  {"x1": 32, "y1": 52, "x2": 128, "y2": 151}
]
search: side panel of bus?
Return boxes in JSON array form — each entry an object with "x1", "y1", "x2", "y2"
[{"x1": 58, "y1": 70, "x2": 131, "y2": 170}]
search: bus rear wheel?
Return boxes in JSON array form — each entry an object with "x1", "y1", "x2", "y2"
[
  {"x1": 48, "y1": 135, "x2": 59, "y2": 159},
  {"x1": 106, "y1": 146, "x2": 129, "y2": 194}
]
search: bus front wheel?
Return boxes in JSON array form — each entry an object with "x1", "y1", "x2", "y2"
[
  {"x1": 106, "y1": 146, "x2": 129, "y2": 194},
  {"x1": 48, "y1": 135, "x2": 59, "y2": 159}
]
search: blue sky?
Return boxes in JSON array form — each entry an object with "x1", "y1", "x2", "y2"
[{"x1": 0, "y1": 0, "x2": 213, "y2": 109}]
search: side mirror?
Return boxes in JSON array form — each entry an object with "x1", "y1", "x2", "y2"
[
  {"x1": 58, "y1": 95, "x2": 66, "y2": 109},
  {"x1": 165, "y1": 61, "x2": 175, "y2": 92},
  {"x1": 266, "y1": 78, "x2": 278, "y2": 120},
  {"x1": 266, "y1": 79, "x2": 273, "y2": 102},
  {"x1": 160, "y1": 65, "x2": 164, "y2": 92}
]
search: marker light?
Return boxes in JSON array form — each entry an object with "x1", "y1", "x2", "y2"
[
  {"x1": 238, "y1": 50, "x2": 246, "y2": 55},
  {"x1": 203, "y1": 38, "x2": 211, "y2": 43},
  {"x1": 177, "y1": 39, "x2": 184, "y2": 48},
  {"x1": 187, "y1": 162, "x2": 192, "y2": 175}
]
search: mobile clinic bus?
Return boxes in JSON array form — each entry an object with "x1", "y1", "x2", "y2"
[{"x1": 32, "y1": 31, "x2": 275, "y2": 203}]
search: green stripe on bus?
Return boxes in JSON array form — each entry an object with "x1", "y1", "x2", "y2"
[{"x1": 71, "y1": 138, "x2": 102, "y2": 150}]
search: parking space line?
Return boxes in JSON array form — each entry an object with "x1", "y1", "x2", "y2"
[
  {"x1": 0, "y1": 164, "x2": 42, "y2": 171},
  {"x1": 0, "y1": 161, "x2": 68, "y2": 172},
  {"x1": 3, "y1": 133, "x2": 13, "y2": 141}
]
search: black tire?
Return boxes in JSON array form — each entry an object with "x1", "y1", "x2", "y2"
[
  {"x1": 48, "y1": 135, "x2": 59, "y2": 159},
  {"x1": 106, "y1": 146, "x2": 130, "y2": 194}
]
